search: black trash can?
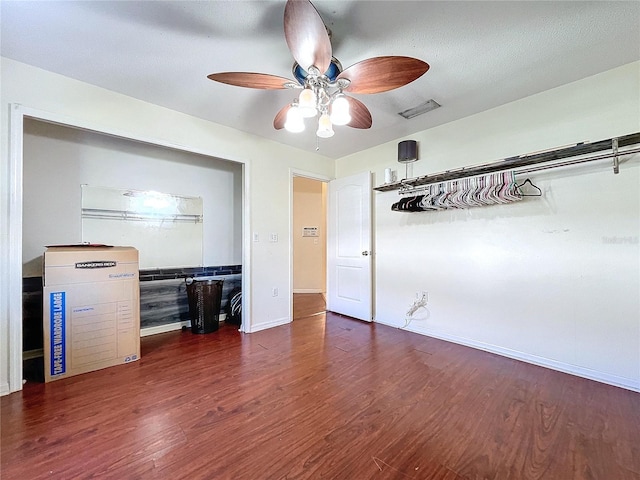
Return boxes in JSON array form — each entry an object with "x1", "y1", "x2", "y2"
[{"x1": 185, "y1": 278, "x2": 224, "y2": 334}]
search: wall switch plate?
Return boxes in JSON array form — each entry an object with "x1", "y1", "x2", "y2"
[
  {"x1": 270, "y1": 233, "x2": 278, "y2": 243},
  {"x1": 272, "y1": 287, "x2": 278, "y2": 297},
  {"x1": 253, "y1": 233, "x2": 259, "y2": 242}
]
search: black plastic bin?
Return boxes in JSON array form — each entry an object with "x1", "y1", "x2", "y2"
[{"x1": 185, "y1": 278, "x2": 224, "y2": 334}]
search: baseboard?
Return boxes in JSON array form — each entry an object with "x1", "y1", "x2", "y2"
[
  {"x1": 141, "y1": 321, "x2": 190, "y2": 337},
  {"x1": 141, "y1": 314, "x2": 227, "y2": 337},
  {"x1": 377, "y1": 319, "x2": 640, "y2": 393},
  {"x1": 293, "y1": 289, "x2": 324, "y2": 294},
  {"x1": 1, "y1": 381, "x2": 10, "y2": 397},
  {"x1": 247, "y1": 316, "x2": 290, "y2": 333}
]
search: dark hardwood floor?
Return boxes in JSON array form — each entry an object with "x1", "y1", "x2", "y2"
[{"x1": 2, "y1": 314, "x2": 639, "y2": 479}]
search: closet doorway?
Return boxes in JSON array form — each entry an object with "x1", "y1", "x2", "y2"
[
  {"x1": 6, "y1": 104, "x2": 248, "y2": 395},
  {"x1": 291, "y1": 174, "x2": 328, "y2": 320}
]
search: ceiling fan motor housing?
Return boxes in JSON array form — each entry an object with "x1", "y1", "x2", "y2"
[{"x1": 293, "y1": 58, "x2": 343, "y2": 85}]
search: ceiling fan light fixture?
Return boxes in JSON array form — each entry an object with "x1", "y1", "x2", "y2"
[
  {"x1": 284, "y1": 105, "x2": 305, "y2": 133},
  {"x1": 298, "y1": 87, "x2": 317, "y2": 117},
  {"x1": 207, "y1": 0, "x2": 429, "y2": 143},
  {"x1": 316, "y1": 113, "x2": 334, "y2": 138},
  {"x1": 330, "y1": 94, "x2": 351, "y2": 126}
]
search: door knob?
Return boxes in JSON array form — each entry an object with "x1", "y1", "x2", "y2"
[{"x1": 362, "y1": 251, "x2": 369, "y2": 256}]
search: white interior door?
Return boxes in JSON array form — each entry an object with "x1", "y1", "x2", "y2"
[{"x1": 327, "y1": 171, "x2": 372, "y2": 321}]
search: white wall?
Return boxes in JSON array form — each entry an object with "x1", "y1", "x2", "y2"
[
  {"x1": 337, "y1": 62, "x2": 640, "y2": 391},
  {"x1": 293, "y1": 177, "x2": 326, "y2": 293},
  {"x1": 22, "y1": 119, "x2": 242, "y2": 276},
  {"x1": 0, "y1": 57, "x2": 334, "y2": 394}
]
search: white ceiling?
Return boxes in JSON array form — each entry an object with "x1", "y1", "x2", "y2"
[{"x1": 2, "y1": 1, "x2": 639, "y2": 159}]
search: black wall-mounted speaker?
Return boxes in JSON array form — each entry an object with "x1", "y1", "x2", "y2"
[{"x1": 398, "y1": 140, "x2": 418, "y2": 163}]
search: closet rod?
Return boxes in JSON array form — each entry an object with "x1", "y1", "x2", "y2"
[
  {"x1": 396, "y1": 147, "x2": 640, "y2": 195},
  {"x1": 81, "y1": 208, "x2": 203, "y2": 223},
  {"x1": 514, "y1": 147, "x2": 640, "y2": 175},
  {"x1": 374, "y1": 131, "x2": 640, "y2": 192}
]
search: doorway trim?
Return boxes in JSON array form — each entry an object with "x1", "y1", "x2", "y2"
[
  {"x1": 289, "y1": 168, "x2": 331, "y2": 323},
  {"x1": 4, "y1": 103, "x2": 250, "y2": 394}
]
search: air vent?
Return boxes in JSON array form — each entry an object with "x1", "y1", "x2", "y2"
[{"x1": 398, "y1": 99, "x2": 441, "y2": 119}]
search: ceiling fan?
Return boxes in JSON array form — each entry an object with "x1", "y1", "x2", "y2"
[{"x1": 207, "y1": 0, "x2": 429, "y2": 139}]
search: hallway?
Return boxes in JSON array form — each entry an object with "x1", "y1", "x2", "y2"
[{"x1": 293, "y1": 293, "x2": 325, "y2": 320}]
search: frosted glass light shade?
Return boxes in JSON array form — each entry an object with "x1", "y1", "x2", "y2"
[
  {"x1": 316, "y1": 113, "x2": 334, "y2": 138},
  {"x1": 284, "y1": 106, "x2": 305, "y2": 133},
  {"x1": 298, "y1": 88, "x2": 317, "y2": 118},
  {"x1": 330, "y1": 95, "x2": 351, "y2": 125}
]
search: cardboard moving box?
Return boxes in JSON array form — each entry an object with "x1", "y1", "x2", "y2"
[{"x1": 43, "y1": 246, "x2": 140, "y2": 382}]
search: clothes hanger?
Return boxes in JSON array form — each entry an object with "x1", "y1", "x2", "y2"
[
  {"x1": 490, "y1": 172, "x2": 507, "y2": 204},
  {"x1": 392, "y1": 171, "x2": 534, "y2": 212},
  {"x1": 516, "y1": 178, "x2": 542, "y2": 196},
  {"x1": 505, "y1": 171, "x2": 523, "y2": 201}
]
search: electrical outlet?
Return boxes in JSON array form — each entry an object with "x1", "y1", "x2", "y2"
[
  {"x1": 253, "y1": 232, "x2": 259, "y2": 242},
  {"x1": 272, "y1": 287, "x2": 278, "y2": 297},
  {"x1": 270, "y1": 233, "x2": 278, "y2": 243}
]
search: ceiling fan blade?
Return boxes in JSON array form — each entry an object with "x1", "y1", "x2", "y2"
[
  {"x1": 207, "y1": 72, "x2": 294, "y2": 90},
  {"x1": 274, "y1": 104, "x2": 292, "y2": 130},
  {"x1": 284, "y1": 0, "x2": 332, "y2": 74},
  {"x1": 338, "y1": 56, "x2": 430, "y2": 94},
  {"x1": 345, "y1": 96, "x2": 372, "y2": 129}
]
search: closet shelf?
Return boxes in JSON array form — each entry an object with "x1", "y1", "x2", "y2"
[{"x1": 374, "y1": 132, "x2": 640, "y2": 192}]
